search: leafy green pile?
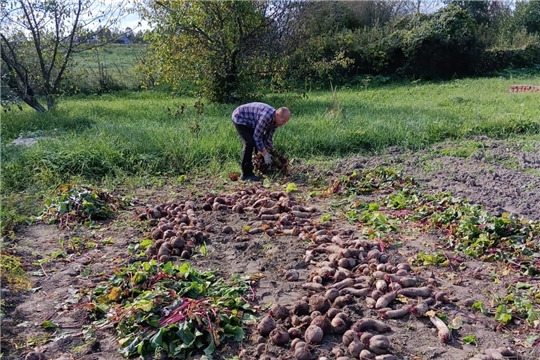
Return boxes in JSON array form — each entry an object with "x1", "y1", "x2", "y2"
[
  {"x1": 39, "y1": 183, "x2": 125, "y2": 227},
  {"x1": 336, "y1": 167, "x2": 540, "y2": 275},
  {"x1": 90, "y1": 261, "x2": 254, "y2": 358}
]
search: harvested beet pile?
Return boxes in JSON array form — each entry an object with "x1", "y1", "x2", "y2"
[{"x1": 135, "y1": 181, "x2": 526, "y2": 360}]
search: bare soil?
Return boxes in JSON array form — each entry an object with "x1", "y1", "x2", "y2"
[{"x1": 1, "y1": 137, "x2": 539, "y2": 360}]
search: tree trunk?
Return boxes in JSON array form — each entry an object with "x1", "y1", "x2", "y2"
[{"x1": 20, "y1": 93, "x2": 47, "y2": 112}]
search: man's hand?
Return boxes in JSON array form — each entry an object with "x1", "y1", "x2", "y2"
[{"x1": 263, "y1": 153, "x2": 272, "y2": 165}]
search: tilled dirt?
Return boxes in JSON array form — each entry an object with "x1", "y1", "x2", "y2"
[{"x1": 1, "y1": 137, "x2": 539, "y2": 360}]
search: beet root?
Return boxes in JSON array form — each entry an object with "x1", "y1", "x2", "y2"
[
  {"x1": 304, "y1": 325, "x2": 324, "y2": 344},
  {"x1": 257, "y1": 315, "x2": 276, "y2": 336}
]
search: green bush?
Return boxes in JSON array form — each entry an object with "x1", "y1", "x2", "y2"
[
  {"x1": 478, "y1": 43, "x2": 540, "y2": 74},
  {"x1": 396, "y1": 5, "x2": 484, "y2": 78}
]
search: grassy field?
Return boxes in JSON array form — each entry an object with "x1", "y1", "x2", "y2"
[
  {"x1": 1, "y1": 74, "x2": 540, "y2": 232},
  {"x1": 68, "y1": 44, "x2": 147, "y2": 93}
]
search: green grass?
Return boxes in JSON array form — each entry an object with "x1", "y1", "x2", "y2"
[
  {"x1": 1, "y1": 75, "x2": 540, "y2": 233},
  {"x1": 67, "y1": 44, "x2": 147, "y2": 93}
]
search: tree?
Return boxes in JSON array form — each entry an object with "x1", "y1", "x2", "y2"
[
  {"x1": 514, "y1": 0, "x2": 540, "y2": 35},
  {"x1": 1, "y1": 0, "x2": 129, "y2": 111},
  {"x1": 135, "y1": 0, "x2": 291, "y2": 103}
]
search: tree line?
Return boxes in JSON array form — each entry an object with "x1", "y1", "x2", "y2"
[{"x1": 2, "y1": 0, "x2": 540, "y2": 112}]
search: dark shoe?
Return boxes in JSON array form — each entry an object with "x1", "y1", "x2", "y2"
[{"x1": 241, "y1": 174, "x2": 261, "y2": 182}]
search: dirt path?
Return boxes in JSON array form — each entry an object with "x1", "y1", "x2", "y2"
[{"x1": 1, "y1": 137, "x2": 539, "y2": 360}]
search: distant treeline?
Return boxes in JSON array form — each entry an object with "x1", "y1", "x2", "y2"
[
  {"x1": 2, "y1": 1, "x2": 540, "y2": 109},
  {"x1": 135, "y1": 0, "x2": 540, "y2": 102}
]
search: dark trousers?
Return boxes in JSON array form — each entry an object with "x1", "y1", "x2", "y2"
[{"x1": 233, "y1": 123, "x2": 256, "y2": 176}]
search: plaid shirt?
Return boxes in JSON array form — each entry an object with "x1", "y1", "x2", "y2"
[{"x1": 232, "y1": 102, "x2": 277, "y2": 152}]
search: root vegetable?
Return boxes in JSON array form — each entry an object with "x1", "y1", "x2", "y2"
[
  {"x1": 374, "y1": 355, "x2": 396, "y2": 360},
  {"x1": 412, "y1": 301, "x2": 429, "y2": 317},
  {"x1": 325, "y1": 288, "x2": 340, "y2": 302},
  {"x1": 397, "y1": 277, "x2": 418, "y2": 288},
  {"x1": 331, "y1": 316, "x2": 348, "y2": 334},
  {"x1": 326, "y1": 307, "x2": 341, "y2": 319},
  {"x1": 340, "y1": 287, "x2": 371, "y2": 297},
  {"x1": 383, "y1": 274, "x2": 401, "y2": 283},
  {"x1": 304, "y1": 325, "x2": 324, "y2": 344},
  {"x1": 256, "y1": 343, "x2": 266, "y2": 355},
  {"x1": 319, "y1": 266, "x2": 336, "y2": 279},
  {"x1": 360, "y1": 332, "x2": 373, "y2": 346},
  {"x1": 270, "y1": 327, "x2": 290, "y2": 345},
  {"x1": 294, "y1": 345, "x2": 313, "y2": 360},
  {"x1": 375, "y1": 291, "x2": 397, "y2": 309},
  {"x1": 398, "y1": 287, "x2": 432, "y2": 298},
  {"x1": 360, "y1": 349, "x2": 376, "y2": 359},
  {"x1": 285, "y1": 269, "x2": 300, "y2": 281},
  {"x1": 283, "y1": 227, "x2": 300, "y2": 236},
  {"x1": 367, "y1": 249, "x2": 381, "y2": 261},
  {"x1": 259, "y1": 205, "x2": 281, "y2": 215},
  {"x1": 429, "y1": 314, "x2": 451, "y2": 343},
  {"x1": 395, "y1": 269, "x2": 408, "y2": 276},
  {"x1": 310, "y1": 315, "x2": 330, "y2": 334},
  {"x1": 152, "y1": 228, "x2": 163, "y2": 240},
  {"x1": 334, "y1": 270, "x2": 348, "y2": 282},
  {"x1": 381, "y1": 305, "x2": 411, "y2": 319},
  {"x1": 288, "y1": 327, "x2": 302, "y2": 338},
  {"x1": 375, "y1": 279, "x2": 388, "y2": 292},
  {"x1": 342, "y1": 330, "x2": 358, "y2": 346},
  {"x1": 257, "y1": 315, "x2": 276, "y2": 336},
  {"x1": 309, "y1": 295, "x2": 331, "y2": 314},
  {"x1": 291, "y1": 338, "x2": 304, "y2": 350},
  {"x1": 352, "y1": 318, "x2": 391, "y2": 333},
  {"x1": 365, "y1": 297, "x2": 377, "y2": 308},
  {"x1": 330, "y1": 278, "x2": 355, "y2": 290},
  {"x1": 338, "y1": 257, "x2": 356, "y2": 269},
  {"x1": 171, "y1": 237, "x2": 185, "y2": 250},
  {"x1": 292, "y1": 210, "x2": 311, "y2": 218},
  {"x1": 348, "y1": 340, "x2": 365, "y2": 357},
  {"x1": 369, "y1": 335, "x2": 390, "y2": 354},
  {"x1": 333, "y1": 294, "x2": 353, "y2": 308},
  {"x1": 292, "y1": 301, "x2": 310, "y2": 316},
  {"x1": 270, "y1": 304, "x2": 290, "y2": 320},
  {"x1": 159, "y1": 254, "x2": 170, "y2": 262},
  {"x1": 302, "y1": 283, "x2": 325, "y2": 292},
  {"x1": 231, "y1": 204, "x2": 244, "y2": 213}
]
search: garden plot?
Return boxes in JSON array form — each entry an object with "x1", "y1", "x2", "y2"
[{"x1": 1, "y1": 138, "x2": 539, "y2": 360}]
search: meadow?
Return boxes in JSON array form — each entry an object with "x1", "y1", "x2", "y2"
[{"x1": 1, "y1": 73, "x2": 540, "y2": 233}]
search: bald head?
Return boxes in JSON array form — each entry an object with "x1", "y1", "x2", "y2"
[{"x1": 275, "y1": 107, "x2": 291, "y2": 126}]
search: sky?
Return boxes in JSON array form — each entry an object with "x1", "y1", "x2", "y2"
[{"x1": 120, "y1": 12, "x2": 149, "y2": 31}]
